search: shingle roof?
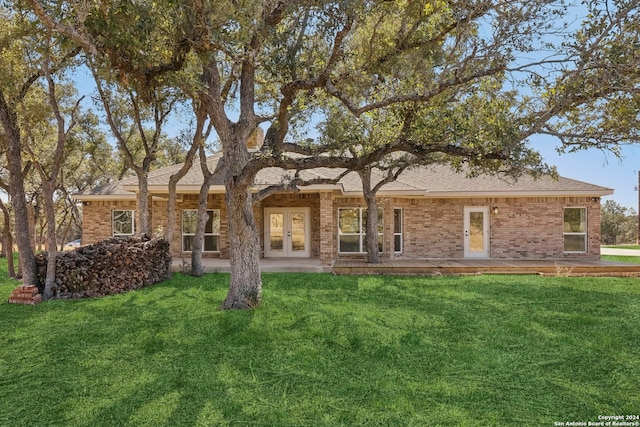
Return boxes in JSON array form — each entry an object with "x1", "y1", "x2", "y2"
[
  {"x1": 378, "y1": 164, "x2": 612, "y2": 196},
  {"x1": 75, "y1": 153, "x2": 613, "y2": 199},
  {"x1": 79, "y1": 180, "x2": 136, "y2": 198}
]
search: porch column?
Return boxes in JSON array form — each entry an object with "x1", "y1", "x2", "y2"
[{"x1": 319, "y1": 192, "x2": 334, "y2": 265}]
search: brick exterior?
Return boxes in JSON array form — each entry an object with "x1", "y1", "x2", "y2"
[
  {"x1": 318, "y1": 192, "x2": 335, "y2": 265},
  {"x1": 81, "y1": 193, "x2": 602, "y2": 263},
  {"x1": 82, "y1": 200, "x2": 138, "y2": 245}
]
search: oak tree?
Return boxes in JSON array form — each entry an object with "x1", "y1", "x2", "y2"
[{"x1": 26, "y1": 0, "x2": 640, "y2": 309}]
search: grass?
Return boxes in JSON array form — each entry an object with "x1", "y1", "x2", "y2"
[
  {"x1": 601, "y1": 255, "x2": 640, "y2": 264},
  {"x1": 602, "y1": 245, "x2": 640, "y2": 250},
  {"x1": 1, "y1": 261, "x2": 639, "y2": 426}
]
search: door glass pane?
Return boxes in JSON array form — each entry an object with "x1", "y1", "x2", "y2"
[
  {"x1": 270, "y1": 213, "x2": 284, "y2": 251},
  {"x1": 469, "y1": 211, "x2": 484, "y2": 252},
  {"x1": 291, "y1": 213, "x2": 306, "y2": 252}
]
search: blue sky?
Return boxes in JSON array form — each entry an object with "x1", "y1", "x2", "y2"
[{"x1": 532, "y1": 136, "x2": 640, "y2": 210}]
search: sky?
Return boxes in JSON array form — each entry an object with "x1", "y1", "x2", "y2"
[{"x1": 532, "y1": 136, "x2": 640, "y2": 210}]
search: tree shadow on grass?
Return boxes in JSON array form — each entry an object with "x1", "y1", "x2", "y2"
[
  {"x1": 9, "y1": 285, "x2": 258, "y2": 426},
  {"x1": 3, "y1": 274, "x2": 638, "y2": 425}
]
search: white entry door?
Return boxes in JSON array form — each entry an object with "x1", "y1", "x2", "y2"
[
  {"x1": 464, "y1": 207, "x2": 490, "y2": 258},
  {"x1": 264, "y1": 208, "x2": 310, "y2": 257}
]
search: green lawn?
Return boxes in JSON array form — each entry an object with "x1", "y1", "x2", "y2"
[
  {"x1": 1, "y1": 262, "x2": 639, "y2": 426},
  {"x1": 602, "y1": 245, "x2": 640, "y2": 250},
  {"x1": 601, "y1": 255, "x2": 640, "y2": 264}
]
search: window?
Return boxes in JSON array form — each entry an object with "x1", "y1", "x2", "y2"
[
  {"x1": 182, "y1": 209, "x2": 221, "y2": 252},
  {"x1": 338, "y1": 208, "x2": 383, "y2": 253},
  {"x1": 564, "y1": 207, "x2": 587, "y2": 253},
  {"x1": 112, "y1": 210, "x2": 135, "y2": 237},
  {"x1": 394, "y1": 209, "x2": 403, "y2": 253}
]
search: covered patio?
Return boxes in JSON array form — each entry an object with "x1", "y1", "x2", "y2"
[{"x1": 172, "y1": 257, "x2": 640, "y2": 277}]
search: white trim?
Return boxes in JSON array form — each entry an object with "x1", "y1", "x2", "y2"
[
  {"x1": 337, "y1": 207, "x2": 384, "y2": 254},
  {"x1": 87, "y1": 180, "x2": 613, "y2": 199},
  {"x1": 563, "y1": 207, "x2": 588, "y2": 254},
  {"x1": 73, "y1": 194, "x2": 137, "y2": 201},
  {"x1": 464, "y1": 207, "x2": 490, "y2": 258},
  {"x1": 423, "y1": 190, "x2": 613, "y2": 198},
  {"x1": 112, "y1": 210, "x2": 135, "y2": 237},
  {"x1": 181, "y1": 209, "x2": 221, "y2": 253},
  {"x1": 264, "y1": 208, "x2": 311, "y2": 258},
  {"x1": 393, "y1": 208, "x2": 403, "y2": 254},
  {"x1": 341, "y1": 190, "x2": 426, "y2": 197}
]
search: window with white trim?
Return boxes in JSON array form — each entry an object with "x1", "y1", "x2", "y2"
[
  {"x1": 112, "y1": 210, "x2": 135, "y2": 237},
  {"x1": 338, "y1": 208, "x2": 383, "y2": 253},
  {"x1": 182, "y1": 209, "x2": 221, "y2": 252},
  {"x1": 394, "y1": 208, "x2": 403, "y2": 253},
  {"x1": 563, "y1": 207, "x2": 587, "y2": 253}
]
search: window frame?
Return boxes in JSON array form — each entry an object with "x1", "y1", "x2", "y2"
[
  {"x1": 394, "y1": 208, "x2": 403, "y2": 254},
  {"x1": 112, "y1": 210, "x2": 135, "y2": 237},
  {"x1": 563, "y1": 207, "x2": 587, "y2": 253},
  {"x1": 338, "y1": 207, "x2": 383, "y2": 254},
  {"x1": 181, "y1": 209, "x2": 221, "y2": 253}
]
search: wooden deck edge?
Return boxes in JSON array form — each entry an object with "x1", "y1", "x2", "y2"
[{"x1": 332, "y1": 266, "x2": 640, "y2": 277}]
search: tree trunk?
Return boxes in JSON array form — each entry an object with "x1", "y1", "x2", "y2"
[
  {"x1": 359, "y1": 168, "x2": 380, "y2": 264},
  {"x1": 165, "y1": 104, "x2": 206, "y2": 278},
  {"x1": 58, "y1": 213, "x2": 72, "y2": 252},
  {"x1": 190, "y1": 180, "x2": 210, "y2": 277},
  {"x1": 42, "y1": 182, "x2": 58, "y2": 299},
  {"x1": 136, "y1": 173, "x2": 151, "y2": 235},
  {"x1": 0, "y1": 92, "x2": 36, "y2": 285},
  {"x1": 5, "y1": 229, "x2": 15, "y2": 278},
  {"x1": 0, "y1": 201, "x2": 16, "y2": 278},
  {"x1": 165, "y1": 178, "x2": 179, "y2": 278},
  {"x1": 222, "y1": 179, "x2": 262, "y2": 309},
  {"x1": 364, "y1": 195, "x2": 380, "y2": 264}
]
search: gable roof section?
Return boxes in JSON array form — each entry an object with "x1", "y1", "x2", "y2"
[{"x1": 74, "y1": 153, "x2": 613, "y2": 200}]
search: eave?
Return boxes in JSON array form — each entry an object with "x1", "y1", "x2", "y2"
[{"x1": 421, "y1": 189, "x2": 614, "y2": 198}]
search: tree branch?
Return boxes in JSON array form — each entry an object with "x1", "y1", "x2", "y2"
[
  {"x1": 327, "y1": 63, "x2": 506, "y2": 116},
  {"x1": 252, "y1": 170, "x2": 350, "y2": 204}
]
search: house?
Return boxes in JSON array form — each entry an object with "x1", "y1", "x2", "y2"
[{"x1": 74, "y1": 150, "x2": 613, "y2": 265}]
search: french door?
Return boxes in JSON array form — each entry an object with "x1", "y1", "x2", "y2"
[
  {"x1": 264, "y1": 208, "x2": 310, "y2": 257},
  {"x1": 464, "y1": 207, "x2": 490, "y2": 258}
]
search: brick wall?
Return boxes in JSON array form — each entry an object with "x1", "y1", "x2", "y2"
[
  {"x1": 82, "y1": 200, "x2": 138, "y2": 244},
  {"x1": 403, "y1": 196, "x2": 601, "y2": 260},
  {"x1": 82, "y1": 193, "x2": 602, "y2": 261},
  {"x1": 488, "y1": 197, "x2": 601, "y2": 259}
]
